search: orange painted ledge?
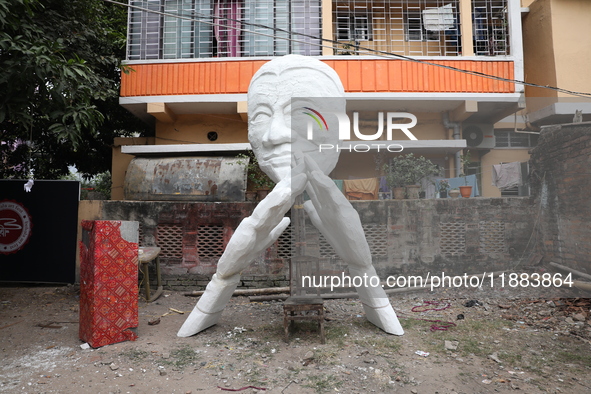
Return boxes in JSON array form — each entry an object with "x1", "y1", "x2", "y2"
[{"x1": 120, "y1": 59, "x2": 515, "y2": 97}]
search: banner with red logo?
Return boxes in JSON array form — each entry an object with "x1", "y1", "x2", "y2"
[{"x1": 0, "y1": 180, "x2": 79, "y2": 283}]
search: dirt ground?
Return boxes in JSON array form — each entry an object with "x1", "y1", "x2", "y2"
[{"x1": 1, "y1": 284, "x2": 590, "y2": 394}]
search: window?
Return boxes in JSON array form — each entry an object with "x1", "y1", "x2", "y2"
[
  {"x1": 404, "y1": 10, "x2": 439, "y2": 42},
  {"x1": 473, "y1": 0, "x2": 510, "y2": 56},
  {"x1": 127, "y1": 0, "x2": 322, "y2": 60},
  {"x1": 337, "y1": 13, "x2": 372, "y2": 42},
  {"x1": 494, "y1": 130, "x2": 539, "y2": 148},
  {"x1": 332, "y1": 0, "x2": 461, "y2": 57}
]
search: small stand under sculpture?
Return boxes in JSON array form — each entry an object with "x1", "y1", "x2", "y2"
[{"x1": 178, "y1": 55, "x2": 404, "y2": 338}]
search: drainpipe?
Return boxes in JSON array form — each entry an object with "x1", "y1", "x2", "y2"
[{"x1": 443, "y1": 112, "x2": 462, "y2": 177}]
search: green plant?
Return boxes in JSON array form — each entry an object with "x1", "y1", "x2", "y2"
[
  {"x1": 438, "y1": 179, "x2": 450, "y2": 193},
  {"x1": 383, "y1": 153, "x2": 438, "y2": 188},
  {"x1": 92, "y1": 171, "x2": 112, "y2": 198},
  {"x1": 383, "y1": 163, "x2": 406, "y2": 188},
  {"x1": 62, "y1": 169, "x2": 111, "y2": 200},
  {"x1": 459, "y1": 150, "x2": 472, "y2": 186},
  {"x1": 334, "y1": 41, "x2": 357, "y2": 55},
  {"x1": 234, "y1": 151, "x2": 275, "y2": 191},
  {"x1": 305, "y1": 374, "x2": 342, "y2": 393}
]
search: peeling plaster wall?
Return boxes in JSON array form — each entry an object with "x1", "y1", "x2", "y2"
[
  {"x1": 529, "y1": 122, "x2": 591, "y2": 274},
  {"x1": 95, "y1": 198, "x2": 536, "y2": 290}
]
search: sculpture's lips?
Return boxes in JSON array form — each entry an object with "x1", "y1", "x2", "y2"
[
  {"x1": 263, "y1": 152, "x2": 291, "y2": 160},
  {"x1": 260, "y1": 149, "x2": 292, "y2": 162}
]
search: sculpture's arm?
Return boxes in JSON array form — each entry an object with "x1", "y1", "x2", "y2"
[
  {"x1": 177, "y1": 172, "x2": 308, "y2": 337},
  {"x1": 300, "y1": 155, "x2": 371, "y2": 268},
  {"x1": 217, "y1": 172, "x2": 308, "y2": 278},
  {"x1": 300, "y1": 155, "x2": 405, "y2": 335}
]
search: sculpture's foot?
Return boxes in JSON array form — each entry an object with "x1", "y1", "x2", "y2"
[
  {"x1": 347, "y1": 266, "x2": 404, "y2": 335},
  {"x1": 362, "y1": 303, "x2": 404, "y2": 335},
  {"x1": 177, "y1": 273, "x2": 240, "y2": 337},
  {"x1": 177, "y1": 307, "x2": 222, "y2": 337}
]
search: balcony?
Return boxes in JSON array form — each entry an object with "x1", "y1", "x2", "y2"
[
  {"x1": 127, "y1": 0, "x2": 512, "y2": 60},
  {"x1": 121, "y1": 0, "x2": 523, "y2": 123},
  {"x1": 127, "y1": 0, "x2": 322, "y2": 60}
]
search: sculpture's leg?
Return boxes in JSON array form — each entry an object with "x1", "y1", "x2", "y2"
[
  {"x1": 177, "y1": 272, "x2": 240, "y2": 337},
  {"x1": 349, "y1": 266, "x2": 404, "y2": 335},
  {"x1": 300, "y1": 160, "x2": 404, "y2": 336},
  {"x1": 176, "y1": 207, "x2": 293, "y2": 337}
]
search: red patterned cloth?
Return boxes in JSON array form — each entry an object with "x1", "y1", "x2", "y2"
[{"x1": 79, "y1": 220, "x2": 139, "y2": 348}]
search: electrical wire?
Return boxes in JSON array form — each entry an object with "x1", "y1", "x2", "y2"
[{"x1": 104, "y1": 0, "x2": 591, "y2": 99}]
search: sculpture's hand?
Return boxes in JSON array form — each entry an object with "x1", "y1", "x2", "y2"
[
  {"x1": 300, "y1": 154, "x2": 371, "y2": 267},
  {"x1": 217, "y1": 171, "x2": 307, "y2": 277},
  {"x1": 177, "y1": 166, "x2": 307, "y2": 338}
]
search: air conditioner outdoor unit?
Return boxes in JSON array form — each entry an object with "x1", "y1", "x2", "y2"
[{"x1": 461, "y1": 123, "x2": 495, "y2": 149}]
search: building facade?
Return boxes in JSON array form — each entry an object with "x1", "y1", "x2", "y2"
[
  {"x1": 114, "y1": 0, "x2": 530, "y2": 200},
  {"x1": 483, "y1": 0, "x2": 591, "y2": 198}
]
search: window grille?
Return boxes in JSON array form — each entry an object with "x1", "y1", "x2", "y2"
[
  {"x1": 126, "y1": 1, "x2": 513, "y2": 60},
  {"x1": 494, "y1": 130, "x2": 538, "y2": 148},
  {"x1": 479, "y1": 221, "x2": 506, "y2": 254},
  {"x1": 363, "y1": 224, "x2": 388, "y2": 257},
  {"x1": 156, "y1": 224, "x2": 184, "y2": 260},
  {"x1": 404, "y1": 10, "x2": 439, "y2": 42},
  {"x1": 277, "y1": 224, "x2": 294, "y2": 259},
  {"x1": 472, "y1": 0, "x2": 509, "y2": 56},
  {"x1": 127, "y1": 0, "x2": 322, "y2": 60},
  {"x1": 128, "y1": 0, "x2": 163, "y2": 59},
  {"x1": 336, "y1": 12, "x2": 372, "y2": 41},
  {"x1": 197, "y1": 224, "x2": 225, "y2": 259},
  {"x1": 319, "y1": 233, "x2": 338, "y2": 258},
  {"x1": 439, "y1": 222, "x2": 466, "y2": 255},
  {"x1": 333, "y1": 0, "x2": 461, "y2": 56}
]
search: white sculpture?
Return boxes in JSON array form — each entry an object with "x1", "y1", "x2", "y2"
[{"x1": 178, "y1": 55, "x2": 404, "y2": 337}]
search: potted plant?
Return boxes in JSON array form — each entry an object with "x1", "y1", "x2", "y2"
[
  {"x1": 383, "y1": 163, "x2": 407, "y2": 199},
  {"x1": 234, "y1": 152, "x2": 276, "y2": 201},
  {"x1": 408, "y1": 154, "x2": 438, "y2": 199},
  {"x1": 438, "y1": 179, "x2": 450, "y2": 198},
  {"x1": 459, "y1": 150, "x2": 473, "y2": 198},
  {"x1": 449, "y1": 188, "x2": 461, "y2": 198},
  {"x1": 383, "y1": 154, "x2": 439, "y2": 199}
]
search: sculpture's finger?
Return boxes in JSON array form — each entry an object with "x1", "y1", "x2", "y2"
[
  {"x1": 266, "y1": 217, "x2": 291, "y2": 249},
  {"x1": 303, "y1": 153, "x2": 322, "y2": 173},
  {"x1": 303, "y1": 154, "x2": 343, "y2": 197},
  {"x1": 250, "y1": 184, "x2": 292, "y2": 223},
  {"x1": 303, "y1": 200, "x2": 325, "y2": 234},
  {"x1": 290, "y1": 172, "x2": 308, "y2": 199}
]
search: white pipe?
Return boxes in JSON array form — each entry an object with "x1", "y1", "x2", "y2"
[{"x1": 443, "y1": 112, "x2": 462, "y2": 177}]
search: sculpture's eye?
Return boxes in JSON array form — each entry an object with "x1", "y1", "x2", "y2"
[
  {"x1": 251, "y1": 111, "x2": 271, "y2": 124},
  {"x1": 282, "y1": 105, "x2": 292, "y2": 117}
]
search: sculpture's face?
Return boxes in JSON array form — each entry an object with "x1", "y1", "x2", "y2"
[{"x1": 248, "y1": 66, "x2": 344, "y2": 183}]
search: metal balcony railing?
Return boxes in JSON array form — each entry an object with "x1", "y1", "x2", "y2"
[
  {"x1": 126, "y1": 0, "x2": 510, "y2": 60},
  {"x1": 127, "y1": 0, "x2": 322, "y2": 60}
]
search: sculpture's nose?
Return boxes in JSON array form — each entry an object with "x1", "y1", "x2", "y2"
[{"x1": 262, "y1": 113, "x2": 292, "y2": 147}]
